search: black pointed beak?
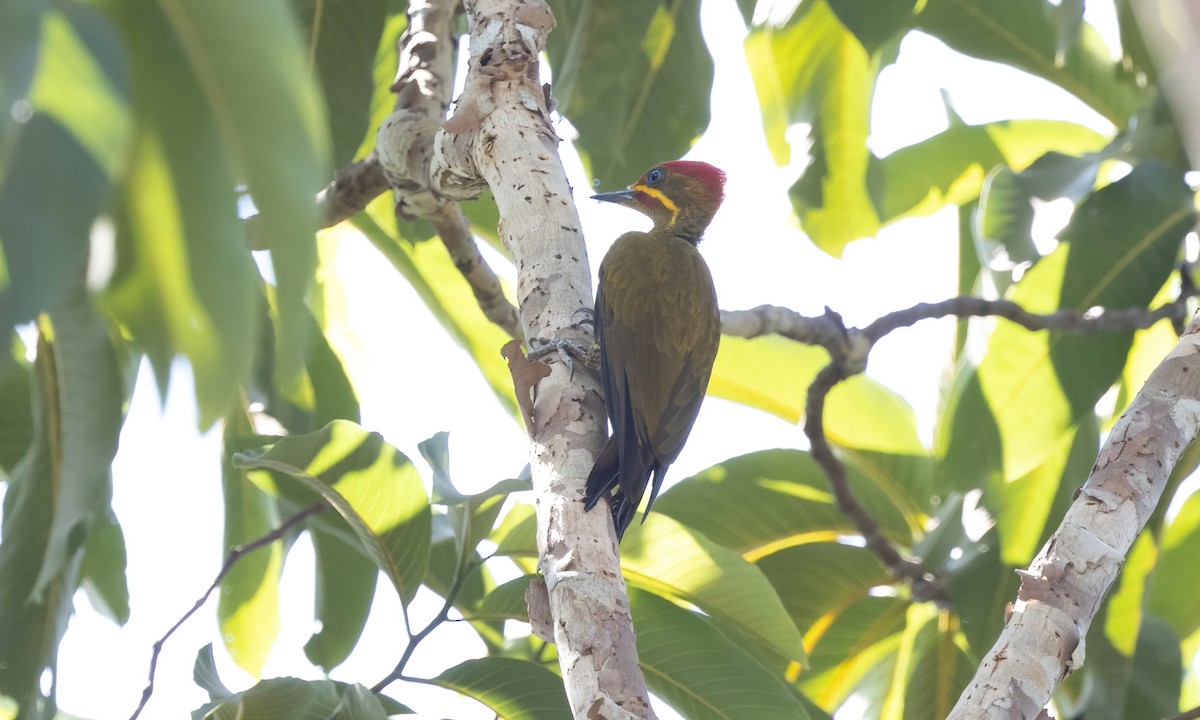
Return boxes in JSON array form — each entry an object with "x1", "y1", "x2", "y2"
[{"x1": 591, "y1": 188, "x2": 637, "y2": 204}]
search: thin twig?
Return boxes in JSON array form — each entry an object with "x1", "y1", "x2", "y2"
[
  {"x1": 863, "y1": 294, "x2": 1194, "y2": 344},
  {"x1": 128, "y1": 501, "x2": 327, "y2": 720},
  {"x1": 372, "y1": 556, "x2": 480, "y2": 692},
  {"x1": 432, "y1": 203, "x2": 521, "y2": 339}
]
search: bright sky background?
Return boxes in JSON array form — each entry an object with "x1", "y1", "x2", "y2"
[{"x1": 11, "y1": 0, "x2": 1140, "y2": 718}]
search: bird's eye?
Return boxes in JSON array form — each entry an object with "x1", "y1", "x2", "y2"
[{"x1": 646, "y1": 168, "x2": 665, "y2": 185}]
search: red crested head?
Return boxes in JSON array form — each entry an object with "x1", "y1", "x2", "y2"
[
  {"x1": 592, "y1": 159, "x2": 727, "y2": 241},
  {"x1": 656, "y1": 160, "x2": 726, "y2": 206}
]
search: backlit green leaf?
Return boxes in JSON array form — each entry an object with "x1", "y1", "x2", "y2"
[
  {"x1": 547, "y1": 0, "x2": 713, "y2": 185},
  {"x1": 621, "y1": 512, "x2": 806, "y2": 665},
  {"x1": 432, "y1": 657, "x2": 571, "y2": 720},
  {"x1": 632, "y1": 588, "x2": 811, "y2": 719},
  {"x1": 915, "y1": 0, "x2": 1145, "y2": 125},
  {"x1": 220, "y1": 408, "x2": 283, "y2": 678},
  {"x1": 235, "y1": 420, "x2": 431, "y2": 605},
  {"x1": 746, "y1": 0, "x2": 878, "y2": 255}
]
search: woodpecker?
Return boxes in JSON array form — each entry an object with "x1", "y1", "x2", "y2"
[{"x1": 583, "y1": 160, "x2": 724, "y2": 539}]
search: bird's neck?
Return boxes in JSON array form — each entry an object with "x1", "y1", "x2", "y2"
[{"x1": 650, "y1": 223, "x2": 705, "y2": 246}]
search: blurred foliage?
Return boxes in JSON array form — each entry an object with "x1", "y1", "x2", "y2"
[{"x1": 1, "y1": 0, "x2": 1198, "y2": 718}]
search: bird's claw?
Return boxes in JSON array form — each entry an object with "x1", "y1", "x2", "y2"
[
  {"x1": 527, "y1": 336, "x2": 599, "y2": 379},
  {"x1": 573, "y1": 307, "x2": 595, "y2": 331}
]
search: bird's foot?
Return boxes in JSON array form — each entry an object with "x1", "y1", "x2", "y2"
[{"x1": 527, "y1": 336, "x2": 599, "y2": 379}]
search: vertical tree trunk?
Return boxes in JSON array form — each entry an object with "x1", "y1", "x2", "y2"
[{"x1": 395, "y1": 1, "x2": 658, "y2": 715}]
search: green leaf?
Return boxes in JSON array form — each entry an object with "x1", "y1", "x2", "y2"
[
  {"x1": 756, "y1": 542, "x2": 891, "y2": 640},
  {"x1": 220, "y1": 410, "x2": 283, "y2": 678},
  {"x1": 899, "y1": 606, "x2": 975, "y2": 720},
  {"x1": 431, "y1": 657, "x2": 571, "y2": 720},
  {"x1": 421, "y1": 432, "x2": 529, "y2": 564},
  {"x1": 235, "y1": 420, "x2": 431, "y2": 605},
  {"x1": 491, "y1": 501, "x2": 538, "y2": 557},
  {"x1": 200, "y1": 677, "x2": 318, "y2": 720},
  {"x1": 915, "y1": 0, "x2": 1146, "y2": 125},
  {"x1": 193, "y1": 675, "x2": 407, "y2": 720},
  {"x1": 194, "y1": 644, "x2": 235, "y2": 701},
  {"x1": 353, "y1": 210, "x2": 519, "y2": 420},
  {"x1": 1115, "y1": 0, "x2": 1155, "y2": 84},
  {"x1": 709, "y1": 335, "x2": 826, "y2": 423},
  {"x1": 475, "y1": 575, "x2": 534, "y2": 623},
  {"x1": 338, "y1": 683, "x2": 389, "y2": 720},
  {"x1": 147, "y1": 0, "x2": 330, "y2": 380},
  {"x1": 1105, "y1": 532, "x2": 1157, "y2": 657},
  {"x1": 974, "y1": 151, "x2": 1105, "y2": 270},
  {"x1": 422, "y1": 535, "x2": 501, "y2": 648},
  {"x1": 1055, "y1": 0, "x2": 1085, "y2": 66},
  {"x1": 989, "y1": 413, "x2": 1097, "y2": 566},
  {"x1": 878, "y1": 121, "x2": 1106, "y2": 226},
  {"x1": 1149, "y1": 489, "x2": 1200, "y2": 637},
  {"x1": 0, "y1": 112, "x2": 109, "y2": 336},
  {"x1": 250, "y1": 294, "x2": 361, "y2": 435},
  {"x1": 0, "y1": 0, "x2": 44, "y2": 145},
  {"x1": 713, "y1": 332, "x2": 927, "y2": 461},
  {"x1": 78, "y1": 509, "x2": 130, "y2": 625},
  {"x1": 926, "y1": 521, "x2": 1014, "y2": 657},
  {"x1": 352, "y1": 10, "x2": 407, "y2": 163},
  {"x1": 304, "y1": 527, "x2": 376, "y2": 672},
  {"x1": 29, "y1": 6, "x2": 130, "y2": 178},
  {"x1": 0, "y1": 332, "x2": 75, "y2": 712},
  {"x1": 826, "y1": 0, "x2": 915, "y2": 56},
  {"x1": 291, "y1": 0, "x2": 389, "y2": 167},
  {"x1": 33, "y1": 287, "x2": 125, "y2": 597},
  {"x1": 631, "y1": 588, "x2": 811, "y2": 719},
  {"x1": 801, "y1": 595, "x2": 908, "y2": 708},
  {"x1": 100, "y1": 1, "x2": 258, "y2": 427},
  {"x1": 0, "y1": 339, "x2": 33, "y2": 474},
  {"x1": 747, "y1": 0, "x2": 878, "y2": 255},
  {"x1": 1082, "y1": 610, "x2": 1182, "y2": 720},
  {"x1": 546, "y1": 0, "x2": 713, "y2": 185},
  {"x1": 654, "y1": 449, "x2": 916, "y2": 556},
  {"x1": 99, "y1": 0, "x2": 328, "y2": 404},
  {"x1": 621, "y1": 512, "x2": 806, "y2": 665},
  {"x1": 940, "y1": 161, "x2": 1192, "y2": 498}
]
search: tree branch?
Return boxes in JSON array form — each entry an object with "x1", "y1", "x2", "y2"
[
  {"x1": 372, "y1": 557, "x2": 481, "y2": 693},
  {"x1": 804, "y1": 360, "x2": 949, "y2": 604},
  {"x1": 431, "y1": 203, "x2": 521, "y2": 339},
  {"x1": 315, "y1": 0, "x2": 521, "y2": 340},
  {"x1": 948, "y1": 311, "x2": 1200, "y2": 717},
  {"x1": 724, "y1": 295, "x2": 1192, "y2": 604},
  {"x1": 316, "y1": 0, "x2": 458, "y2": 228},
  {"x1": 316, "y1": 155, "x2": 390, "y2": 229},
  {"x1": 128, "y1": 502, "x2": 326, "y2": 720}
]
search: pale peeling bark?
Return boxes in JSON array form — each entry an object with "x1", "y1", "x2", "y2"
[
  {"x1": 375, "y1": 0, "x2": 655, "y2": 716},
  {"x1": 948, "y1": 313, "x2": 1200, "y2": 719}
]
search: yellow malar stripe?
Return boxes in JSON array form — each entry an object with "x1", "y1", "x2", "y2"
[{"x1": 633, "y1": 184, "x2": 680, "y2": 224}]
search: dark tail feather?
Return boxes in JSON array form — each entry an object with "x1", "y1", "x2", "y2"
[
  {"x1": 584, "y1": 439, "x2": 619, "y2": 511},
  {"x1": 610, "y1": 493, "x2": 638, "y2": 539}
]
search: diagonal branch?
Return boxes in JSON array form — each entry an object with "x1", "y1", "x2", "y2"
[
  {"x1": 315, "y1": 0, "x2": 520, "y2": 339},
  {"x1": 947, "y1": 312, "x2": 1200, "y2": 717},
  {"x1": 431, "y1": 203, "x2": 521, "y2": 339},
  {"x1": 723, "y1": 293, "x2": 1194, "y2": 604}
]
